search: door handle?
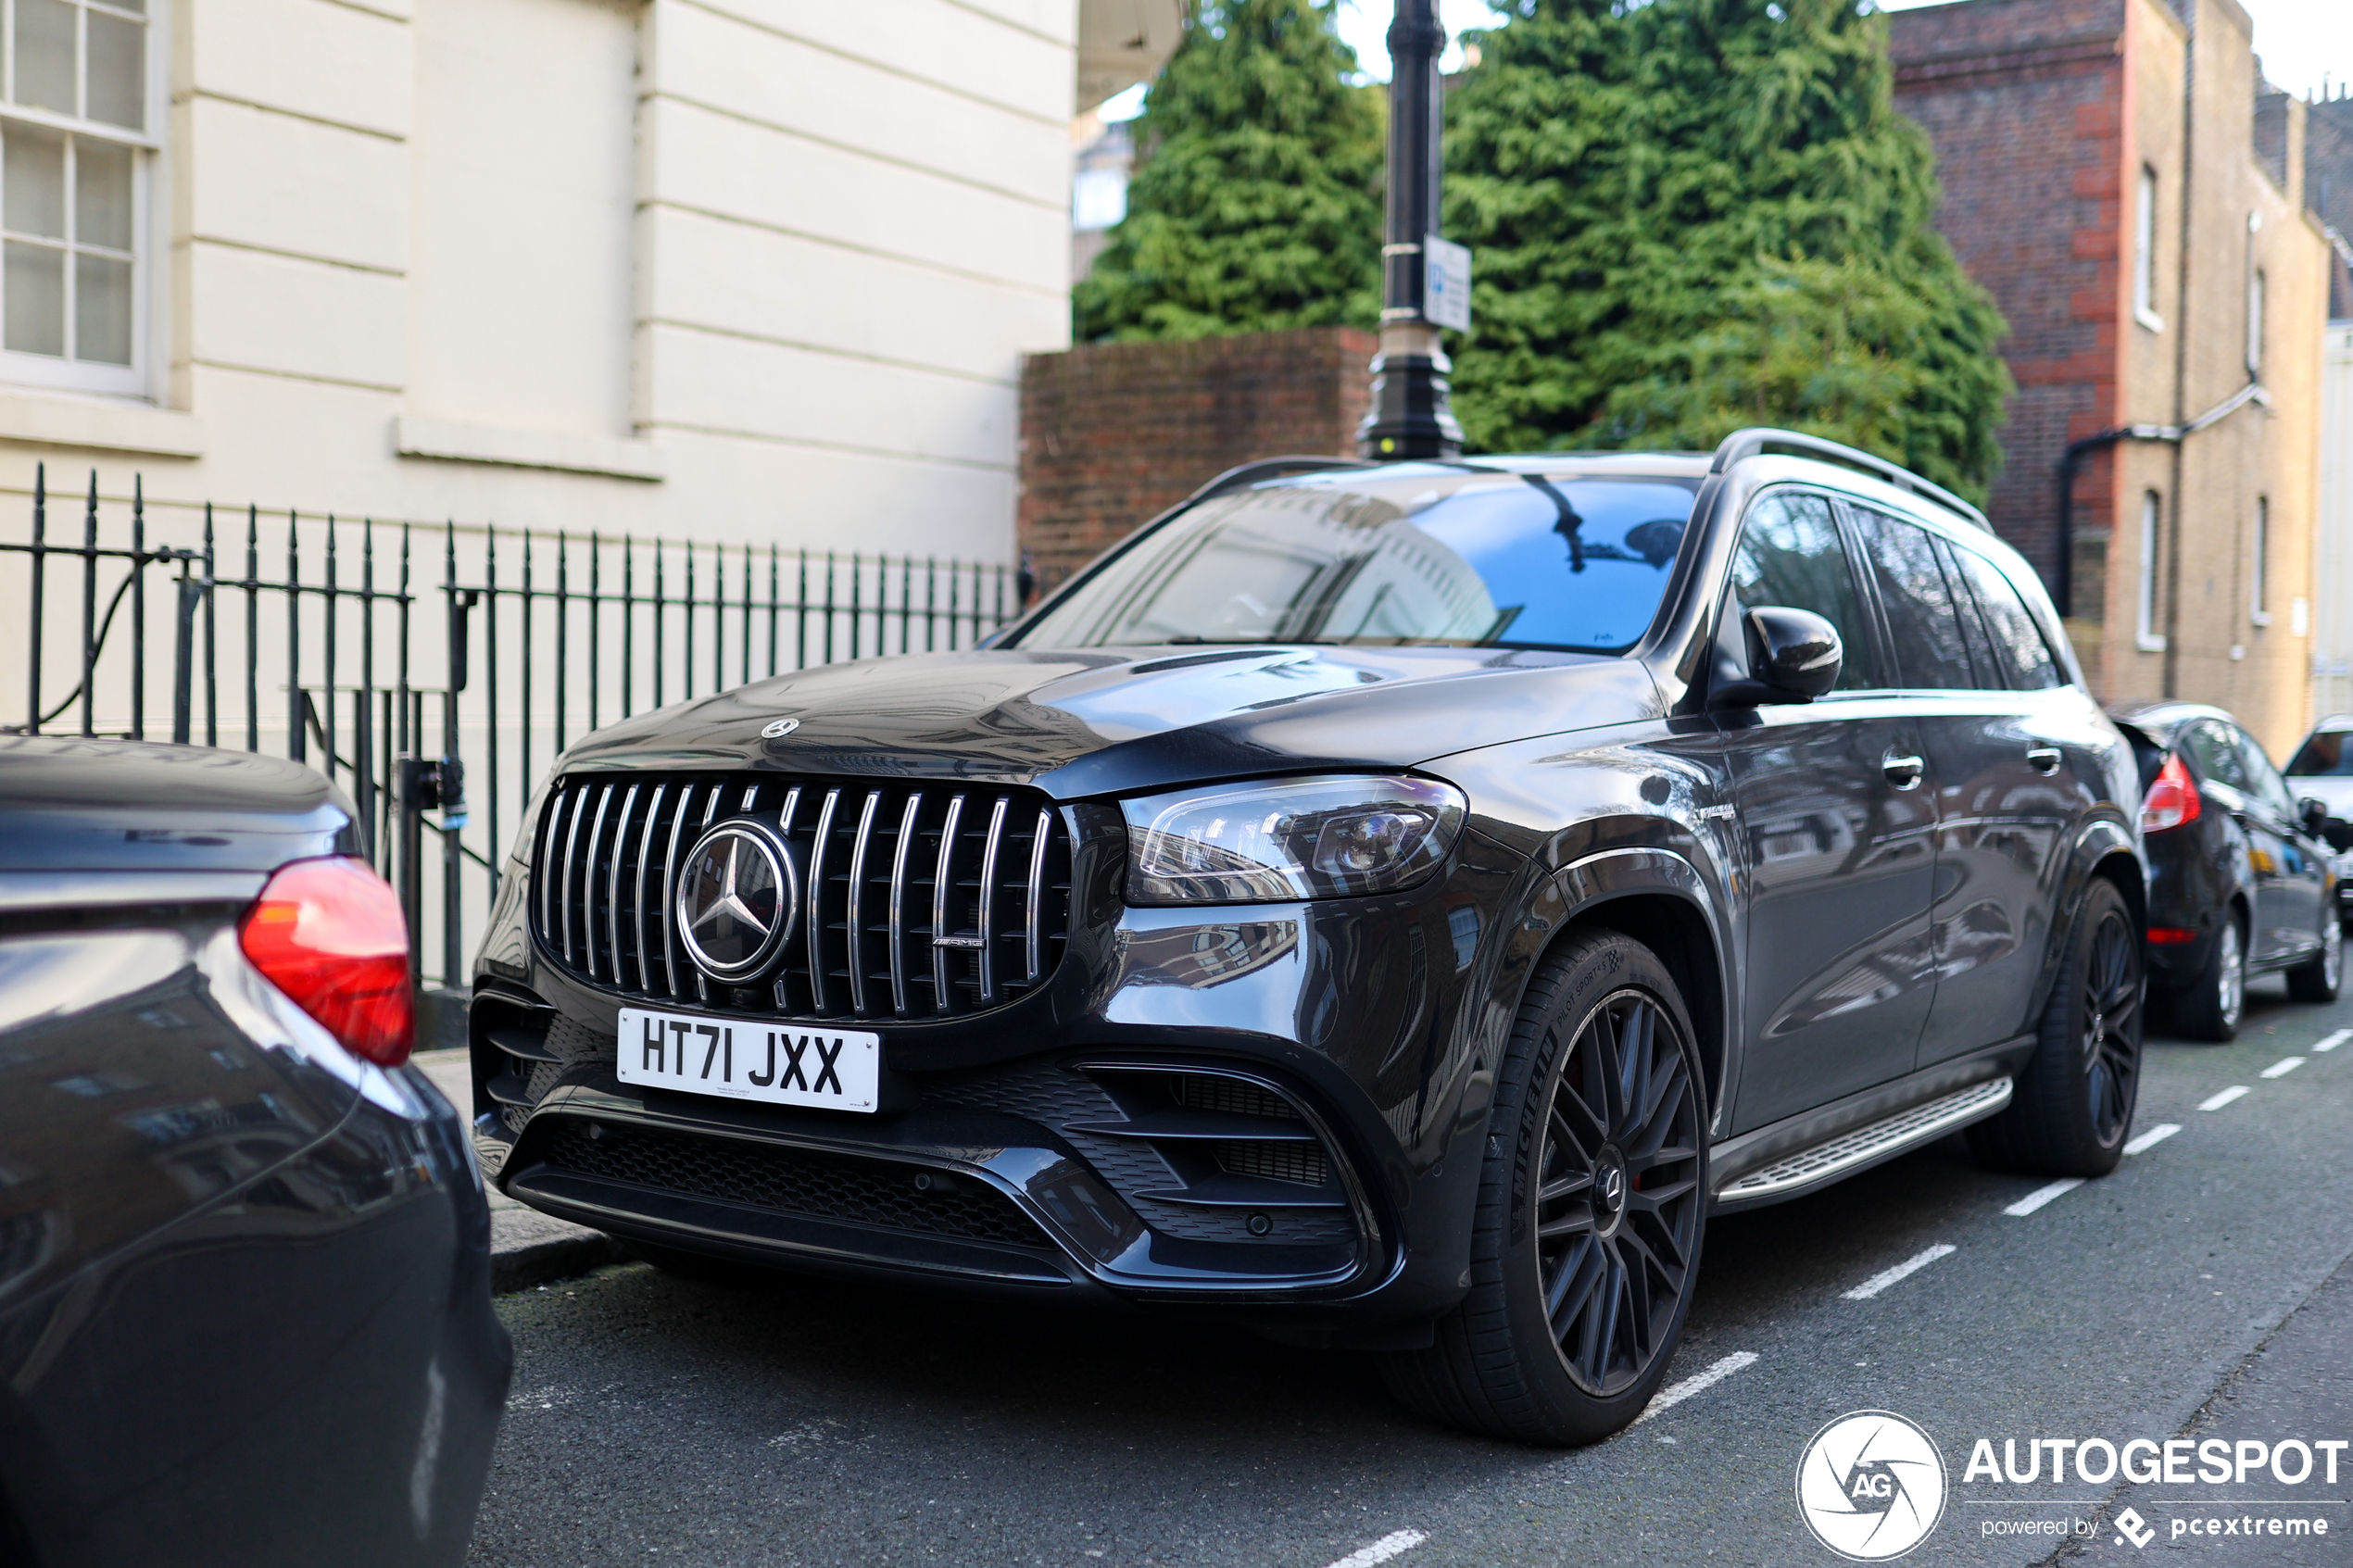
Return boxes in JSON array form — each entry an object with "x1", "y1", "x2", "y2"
[
  {"x1": 2026, "y1": 746, "x2": 2062, "y2": 775},
  {"x1": 1882, "y1": 752, "x2": 1926, "y2": 790}
]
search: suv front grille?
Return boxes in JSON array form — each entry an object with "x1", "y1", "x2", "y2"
[
  {"x1": 531, "y1": 773, "x2": 1071, "y2": 1020},
  {"x1": 535, "y1": 1122, "x2": 1050, "y2": 1248}
]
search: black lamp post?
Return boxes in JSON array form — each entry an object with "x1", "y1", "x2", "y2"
[{"x1": 1355, "y1": 0, "x2": 1464, "y2": 460}]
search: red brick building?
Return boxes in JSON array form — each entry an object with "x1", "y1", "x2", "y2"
[
  {"x1": 1890, "y1": 0, "x2": 2329, "y2": 747},
  {"x1": 1016, "y1": 327, "x2": 1373, "y2": 598}
]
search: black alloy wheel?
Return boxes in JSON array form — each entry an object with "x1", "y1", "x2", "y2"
[
  {"x1": 1534, "y1": 989, "x2": 1705, "y2": 1398},
  {"x1": 1378, "y1": 930, "x2": 1708, "y2": 1446},
  {"x1": 2079, "y1": 904, "x2": 2141, "y2": 1148},
  {"x1": 1969, "y1": 877, "x2": 2144, "y2": 1178}
]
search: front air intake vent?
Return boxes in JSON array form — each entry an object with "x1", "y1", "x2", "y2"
[
  {"x1": 535, "y1": 1122, "x2": 1050, "y2": 1248},
  {"x1": 530, "y1": 773, "x2": 1072, "y2": 1021},
  {"x1": 1174, "y1": 1073, "x2": 1300, "y2": 1122}
]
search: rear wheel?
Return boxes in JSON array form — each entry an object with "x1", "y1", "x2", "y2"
[
  {"x1": 2170, "y1": 912, "x2": 2246, "y2": 1042},
  {"x1": 2286, "y1": 914, "x2": 2341, "y2": 1003},
  {"x1": 1378, "y1": 931, "x2": 1706, "y2": 1446},
  {"x1": 1969, "y1": 878, "x2": 2143, "y2": 1177}
]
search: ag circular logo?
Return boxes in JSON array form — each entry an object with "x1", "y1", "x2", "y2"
[
  {"x1": 1795, "y1": 1410, "x2": 1947, "y2": 1561},
  {"x1": 674, "y1": 821, "x2": 799, "y2": 983},
  {"x1": 760, "y1": 717, "x2": 800, "y2": 739}
]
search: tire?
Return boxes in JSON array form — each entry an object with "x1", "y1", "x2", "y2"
[
  {"x1": 2286, "y1": 913, "x2": 2342, "y2": 1003},
  {"x1": 1378, "y1": 930, "x2": 1707, "y2": 1446},
  {"x1": 1968, "y1": 878, "x2": 2143, "y2": 1178},
  {"x1": 2170, "y1": 909, "x2": 2246, "y2": 1042}
]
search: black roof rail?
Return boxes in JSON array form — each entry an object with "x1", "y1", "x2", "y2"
[
  {"x1": 1708, "y1": 427, "x2": 1991, "y2": 533},
  {"x1": 1188, "y1": 455, "x2": 1378, "y2": 504}
]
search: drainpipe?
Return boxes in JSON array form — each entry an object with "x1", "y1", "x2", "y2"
[{"x1": 2054, "y1": 379, "x2": 2269, "y2": 621}]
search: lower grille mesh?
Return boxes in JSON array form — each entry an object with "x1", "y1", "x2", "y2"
[
  {"x1": 535, "y1": 1123, "x2": 1049, "y2": 1248},
  {"x1": 1215, "y1": 1140, "x2": 1328, "y2": 1186}
]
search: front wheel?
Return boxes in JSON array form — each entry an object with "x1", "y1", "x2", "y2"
[
  {"x1": 1968, "y1": 877, "x2": 2143, "y2": 1177},
  {"x1": 1378, "y1": 930, "x2": 1707, "y2": 1446}
]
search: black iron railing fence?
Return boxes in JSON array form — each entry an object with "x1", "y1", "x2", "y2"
[{"x1": 1, "y1": 466, "x2": 1022, "y2": 991}]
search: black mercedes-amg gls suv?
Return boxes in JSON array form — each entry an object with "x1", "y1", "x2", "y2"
[{"x1": 472, "y1": 429, "x2": 2145, "y2": 1446}]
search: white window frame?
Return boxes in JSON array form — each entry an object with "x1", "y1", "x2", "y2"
[
  {"x1": 2250, "y1": 495, "x2": 2271, "y2": 626},
  {"x1": 2133, "y1": 166, "x2": 2164, "y2": 333},
  {"x1": 0, "y1": 0, "x2": 163, "y2": 400},
  {"x1": 2137, "y1": 491, "x2": 2166, "y2": 652}
]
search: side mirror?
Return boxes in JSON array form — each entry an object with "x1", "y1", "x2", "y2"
[
  {"x1": 2298, "y1": 797, "x2": 2335, "y2": 841},
  {"x1": 1713, "y1": 607, "x2": 1843, "y2": 709}
]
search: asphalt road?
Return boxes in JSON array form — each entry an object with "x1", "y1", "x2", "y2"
[{"x1": 468, "y1": 977, "x2": 2353, "y2": 1568}]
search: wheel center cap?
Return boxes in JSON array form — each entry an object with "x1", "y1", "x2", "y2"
[{"x1": 1592, "y1": 1147, "x2": 1629, "y2": 1238}]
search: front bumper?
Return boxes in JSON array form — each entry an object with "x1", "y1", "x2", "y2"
[{"x1": 470, "y1": 822, "x2": 1513, "y2": 1335}]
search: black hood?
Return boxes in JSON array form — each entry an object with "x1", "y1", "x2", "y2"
[
  {"x1": 0, "y1": 736, "x2": 353, "y2": 873},
  {"x1": 558, "y1": 644, "x2": 1664, "y2": 798}
]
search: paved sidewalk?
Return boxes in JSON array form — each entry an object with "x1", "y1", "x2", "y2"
[{"x1": 412, "y1": 1047, "x2": 623, "y2": 1293}]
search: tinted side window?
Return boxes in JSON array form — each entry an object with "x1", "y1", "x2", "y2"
[
  {"x1": 1945, "y1": 544, "x2": 2063, "y2": 690},
  {"x1": 1729, "y1": 490, "x2": 1877, "y2": 690},
  {"x1": 1852, "y1": 508, "x2": 1971, "y2": 689},
  {"x1": 1935, "y1": 539, "x2": 2004, "y2": 691}
]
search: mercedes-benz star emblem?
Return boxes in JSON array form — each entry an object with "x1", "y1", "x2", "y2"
[
  {"x1": 761, "y1": 718, "x2": 800, "y2": 739},
  {"x1": 674, "y1": 822, "x2": 799, "y2": 982}
]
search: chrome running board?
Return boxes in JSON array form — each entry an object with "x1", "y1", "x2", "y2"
[{"x1": 1715, "y1": 1079, "x2": 2013, "y2": 1206}]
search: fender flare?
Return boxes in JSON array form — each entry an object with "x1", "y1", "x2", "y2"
[
  {"x1": 2034, "y1": 813, "x2": 2145, "y2": 1019},
  {"x1": 1476, "y1": 838, "x2": 1737, "y2": 1136}
]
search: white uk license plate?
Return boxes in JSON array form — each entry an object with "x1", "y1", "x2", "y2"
[{"x1": 616, "y1": 1008, "x2": 880, "y2": 1113}]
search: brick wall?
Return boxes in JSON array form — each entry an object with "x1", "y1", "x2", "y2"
[
  {"x1": 1017, "y1": 327, "x2": 1376, "y2": 596},
  {"x1": 1889, "y1": 0, "x2": 2128, "y2": 598}
]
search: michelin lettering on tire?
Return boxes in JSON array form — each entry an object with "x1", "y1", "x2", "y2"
[{"x1": 1796, "y1": 1410, "x2": 1948, "y2": 1561}]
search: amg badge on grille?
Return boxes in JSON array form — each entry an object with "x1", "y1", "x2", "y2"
[{"x1": 674, "y1": 821, "x2": 799, "y2": 982}]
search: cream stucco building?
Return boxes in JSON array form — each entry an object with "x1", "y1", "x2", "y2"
[{"x1": 0, "y1": 0, "x2": 1179, "y2": 554}]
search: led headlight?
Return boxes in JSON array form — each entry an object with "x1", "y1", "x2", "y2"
[{"x1": 1121, "y1": 774, "x2": 1466, "y2": 905}]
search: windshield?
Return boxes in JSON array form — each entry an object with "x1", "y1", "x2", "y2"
[
  {"x1": 2286, "y1": 729, "x2": 2353, "y2": 777},
  {"x1": 1014, "y1": 470, "x2": 1701, "y2": 653}
]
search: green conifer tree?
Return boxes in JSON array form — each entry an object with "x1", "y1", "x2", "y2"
[
  {"x1": 1074, "y1": 0, "x2": 1385, "y2": 342},
  {"x1": 1444, "y1": 0, "x2": 2011, "y2": 501}
]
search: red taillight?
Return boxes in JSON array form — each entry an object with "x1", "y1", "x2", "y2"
[
  {"x1": 2147, "y1": 927, "x2": 2199, "y2": 945},
  {"x1": 239, "y1": 856, "x2": 413, "y2": 1066},
  {"x1": 2141, "y1": 753, "x2": 2202, "y2": 834}
]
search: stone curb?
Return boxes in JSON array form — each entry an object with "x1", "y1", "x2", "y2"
[
  {"x1": 416, "y1": 1046, "x2": 631, "y2": 1295},
  {"x1": 490, "y1": 1221, "x2": 626, "y2": 1295}
]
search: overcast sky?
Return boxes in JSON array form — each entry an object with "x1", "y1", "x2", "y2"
[{"x1": 1324, "y1": 0, "x2": 2353, "y2": 101}]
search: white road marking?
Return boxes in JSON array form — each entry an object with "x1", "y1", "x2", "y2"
[
  {"x1": 2004, "y1": 1179, "x2": 2084, "y2": 1216},
  {"x1": 2312, "y1": 1029, "x2": 2351, "y2": 1053},
  {"x1": 1322, "y1": 1530, "x2": 1428, "y2": 1568},
  {"x1": 2260, "y1": 1056, "x2": 2306, "y2": 1079},
  {"x1": 1843, "y1": 1243, "x2": 1956, "y2": 1300},
  {"x1": 2198, "y1": 1085, "x2": 2252, "y2": 1110},
  {"x1": 2122, "y1": 1123, "x2": 2182, "y2": 1155},
  {"x1": 1630, "y1": 1350, "x2": 1759, "y2": 1425}
]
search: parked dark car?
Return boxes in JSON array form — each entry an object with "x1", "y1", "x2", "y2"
[
  {"x1": 473, "y1": 429, "x2": 2145, "y2": 1446},
  {"x1": 2281, "y1": 714, "x2": 2353, "y2": 923},
  {"x1": 2108, "y1": 703, "x2": 2339, "y2": 1038},
  {"x1": 0, "y1": 738, "x2": 509, "y2": 1568}
]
